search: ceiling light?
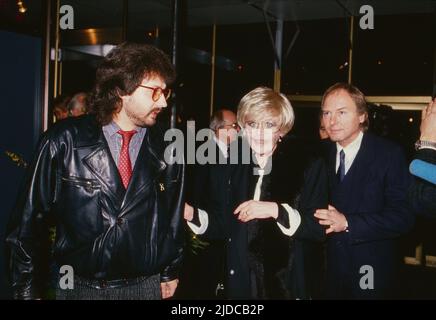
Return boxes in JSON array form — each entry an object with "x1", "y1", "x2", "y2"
[{"x1": 17, "y1": 0, "x2": 27, "y2": 14}]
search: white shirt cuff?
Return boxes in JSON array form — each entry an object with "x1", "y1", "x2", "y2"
[
  {"x1": 277, "y1": 203, "x2": 301, "y2": 237},
  {"x1": 187, "y1": 208, "x2": 209, "y2": 235}
]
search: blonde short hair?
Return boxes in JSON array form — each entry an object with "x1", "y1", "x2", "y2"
[{"x1": 237, "y1": 87, "x2": 295, "y2": 135}]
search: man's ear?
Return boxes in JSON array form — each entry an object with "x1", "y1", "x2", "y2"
[
  {"x1": 113, "y1": 89, "x2": 125, "y2": 113},
  {"x1": 116, "y1": 88, "x2": 125, "y2": 99},
  {"x1": 117, "y1": 88, "x2": 132, "y2": 108}
]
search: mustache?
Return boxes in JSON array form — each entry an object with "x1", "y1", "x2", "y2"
[{"x1": 149, "y1": 107, "x2": 162, "y2": 114}]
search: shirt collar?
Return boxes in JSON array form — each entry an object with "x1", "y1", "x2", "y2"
[
  {"x1": 336, "y1": 130, "x2": 364, "y2": 155},
  {"x1": 102, "y1": 121, "x2": 146, "y2": 138},
  {"x1": 213, "y1": 135, "x2": 229, "y2": 156}
]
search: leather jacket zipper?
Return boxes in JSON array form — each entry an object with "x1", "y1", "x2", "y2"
[{"x1": 61, "y1": 177, "x2": 100, "y2": 191}]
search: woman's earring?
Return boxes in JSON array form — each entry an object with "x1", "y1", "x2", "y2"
[{"x1": 278, "y1": 136, "x2": 282, "y2": 143}]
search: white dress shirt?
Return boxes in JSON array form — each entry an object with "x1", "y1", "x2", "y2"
[
  {"x1": 213, "y1": 135, "x2": 229, "y2": 158},
  {"x1": 335, "y1": 131, "x2": 364, "y2": 175}
]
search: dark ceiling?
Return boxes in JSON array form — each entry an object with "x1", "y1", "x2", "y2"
[{"x1": 1, "y1": 0, "x2": 436, "y2": 36}]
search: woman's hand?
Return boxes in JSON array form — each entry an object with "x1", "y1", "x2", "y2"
[
  {"x1": 234, "y1": 200, "x2": 278, "y2": 222},
  {"x1": 184, "y1": 203, "x2": 194, "y2": 221}
]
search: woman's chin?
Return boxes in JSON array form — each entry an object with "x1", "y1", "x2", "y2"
[{"x1": 250, "y1": 144, "x2": 275, "y2": 156}]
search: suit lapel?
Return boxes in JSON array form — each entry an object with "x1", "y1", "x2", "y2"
[
  {"x1": 328, "y1": 133, "x2": 374, "y2": 213},
  {"x1": 340, "y1": 133, "x2": 374, "y2": 213},
  {"x1": 120, "y1": 127, "x2": 166, "y2": 212},
  {"x1": 328, "y1": 143, "x2": 338, "y2": 193}
]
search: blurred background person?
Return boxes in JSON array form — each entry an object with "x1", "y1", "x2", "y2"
[
  {"x1": 67, "y1": 92, "x2": 88, "y2": 117},
  {"x1": 319, "y1": 116, "x2": 329, "y2": 140},
  {"x1": 319, "y1": 115, "x2": 331, "y2": 158},
  {"x1": 210, "y1": 108, "x2": 240, "y2": 150},
  {"x1": 180, "y1": 108, "x2": 239, "y2": 299},
  {"x1": 52, "y1": 94, "x2": 71, "y2": 122}
]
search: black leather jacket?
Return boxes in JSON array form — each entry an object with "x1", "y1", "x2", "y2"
[{"x1": 6, "y1": 115, "x2": 185, "y2": 299}]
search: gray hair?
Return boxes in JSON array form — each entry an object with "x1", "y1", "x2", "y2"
[
  {"x1": 209, "y1": 109, "x2": 233, "y2": 131},
  {"x1": 67, "y1": 92, "x2": 88, "y2": 114}
]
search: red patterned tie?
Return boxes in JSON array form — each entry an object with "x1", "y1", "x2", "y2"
[{"x1": 117, "y1": 130, "x2": 137, "y2": 189}]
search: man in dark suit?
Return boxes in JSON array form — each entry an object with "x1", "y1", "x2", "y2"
[
  {"x1": 314, "y1": 83, "x2": 414, "y2": 299},
  {"x1": 6, "y1": 43, "x2": 184, "y2": 300},
  {"x1": 182, "y1": 109, "x2": 239, "y2": 299}
]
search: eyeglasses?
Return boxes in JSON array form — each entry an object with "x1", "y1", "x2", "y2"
[
  {"x1": 138, "y1": 85, "x2": 172, "y2": 102},
  {"x1": 218, "y1": 122, "x2": 240, "y2": 130},
  {"x1": 245, "y1": 120, "x2": 278, "y2": 130}
]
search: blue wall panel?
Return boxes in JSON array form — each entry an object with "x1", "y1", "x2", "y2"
[{"x1": 0, "y1": 30, "x2": 42, "y2": 299}]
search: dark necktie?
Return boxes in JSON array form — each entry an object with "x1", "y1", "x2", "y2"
[
  {"x1": 117, "y1": 130, "x2": 137, "y2": 189},
  {"x1": 337, "y1": 149, "x2": 346, "y2": 182}
]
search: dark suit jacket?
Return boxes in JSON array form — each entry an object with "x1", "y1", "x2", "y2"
[
  {"x1": 191, "y1": 139, "x2": 232, "y2": 240},
  {"x1": 179, "y1": 138, "x2": 231, "y2": 299},
  {"x1": 325, "y1": 132, "x2": 414, "y2": 299}
]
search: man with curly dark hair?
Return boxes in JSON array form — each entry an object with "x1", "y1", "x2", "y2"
[{"x1": 7, "y1": 43, "x2": 184, "y2": 300}]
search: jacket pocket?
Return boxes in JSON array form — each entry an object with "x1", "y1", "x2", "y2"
[
  {"x1": 61, "y1": 176, "x2": 101, "y2": 192},
  {"x1": 58, "y1": 176, "x2": 103, "y2": 242}
]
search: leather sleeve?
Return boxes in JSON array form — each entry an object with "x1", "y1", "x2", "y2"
[
  {"x1": 294, "y1": 157, "x2": 329, "y2": 242},
  {"x1": 6, "y1": 132, "x2": 58, "y2": 299},
  {"x1": 160, "y1": 159, "x2": 185, "y2": 282}
]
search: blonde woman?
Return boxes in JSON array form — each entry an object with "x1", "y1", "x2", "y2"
[
  {"x1": 186, "y1": 87, "x2": 328, "y2": 299},
  {"x1": 230, "y1": 87, "x2": 328, "y2": 299}
]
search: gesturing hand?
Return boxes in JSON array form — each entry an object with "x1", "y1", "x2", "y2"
[
  {"x1": 234, "y1": 200, "x2": 278, "y2": 222},
  {"x1": 314, "y1": 205, "x2": 348, "y2": 234},
  {"x1": 420, "y1": 98, "x2": 436, "y2": 142}
]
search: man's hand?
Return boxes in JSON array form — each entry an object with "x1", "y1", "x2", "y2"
[
  {"x1": 234, "y1": 200, "x2": 278, "y2": 222},
  {"x1": 161, "y1": 279, "x2": 179, "y2": 299},
  {"x1": 420, "y1": 98, "x2": 436, "y2": 142},
  {"x1": 314, "y1": 205, "x2": 348, "y2": 234},
  {"x1": 184, "y1": 203, "x2": 194, "y2": 221}
]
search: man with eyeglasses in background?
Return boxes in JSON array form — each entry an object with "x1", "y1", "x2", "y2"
[
  {"x1": 210, "y1": 109, "x2": 240, "y2": 149},
  {"x1": 6, "y1": 43, "x2": 184, "y2": 300},
  {"x1": 180, "y1": 108, "x2": 239, "y2": 299}
]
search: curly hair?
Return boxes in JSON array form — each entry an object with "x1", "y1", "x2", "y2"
[{"x1": 88, "y1": 43, "x2": 176, "y2": 125}]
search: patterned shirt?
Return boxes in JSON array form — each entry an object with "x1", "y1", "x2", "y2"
[{"x1": 102, "y1": 121, "x2": 147, "y2": 168}]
